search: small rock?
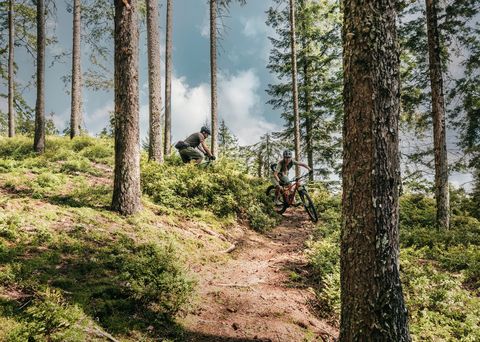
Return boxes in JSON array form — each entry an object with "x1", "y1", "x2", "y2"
[
  {"x1": 232, "y1": 322, "x2": 240, "y2": 330},
  {"x1": 227, "y1": 307, "x2": 237, "y2": 313},
  {"x1": 296, "y1": 320, "x2": 308, "y2": 329}
]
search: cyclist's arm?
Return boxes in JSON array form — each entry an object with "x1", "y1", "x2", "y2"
[
  {"x1": 200, "y1": 140, "x2": 213, "y2": 157},
  {"x1": 296, "y1": 161, "x2": 312, "y2": 172},
  {"x1": 273, "y1": 164, "x2": 281, "y2": 182}
]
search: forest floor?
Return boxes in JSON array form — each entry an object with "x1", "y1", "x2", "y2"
[{"x1": 179, "y1": 210, "x2": 338, "y2": 342}]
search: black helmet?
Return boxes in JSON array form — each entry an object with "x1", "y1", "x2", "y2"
[
  {"x1": 283, "y1": 150, "x2": 292, "y2": 158},
  {"x1": 201, "y1": 126, "x2": 211, "y2": 135}
]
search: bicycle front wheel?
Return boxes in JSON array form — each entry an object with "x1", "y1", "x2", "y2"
[
  {"x1": 266, "y1": 185, "x2": 288, "y2": 214},
  {"x1": 299, "y1": 189, "x2": 318, "y2": 222}
]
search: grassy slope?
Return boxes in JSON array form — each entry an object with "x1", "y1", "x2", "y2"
[{"x1": 0, "y1": 136, "x2": 274, "y2": 341}]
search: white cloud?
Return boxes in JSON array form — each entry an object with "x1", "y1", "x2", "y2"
[
  {"x1": 218, "y1": 70, "x2": 277, "y2": 145},
  {"x1": 167, "y1": 69, "x2": 277, "y2": 146},
  {"x1": 242, "y1": 16, "x2": 266, "y2": 37},
  {"x1": 170, "y1": 76, "x2": 211, "y2": 141},
  {"x1": 84, "y1": 101, "x2": 113, "y2": 134}
]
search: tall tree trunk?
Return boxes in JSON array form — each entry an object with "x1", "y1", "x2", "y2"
[
  {"x1": 210, "y1": 0, "x2": 218, "y2": 156},
  {"x1": 34, "y1": 0, "x2": 45, "y2": 153},
  {"x1": 289, "y1": 0, "x2": 301, "y2": 177},
  {"x1": 70, "y1": 0, "x2": 82, "y2": 138},
  {"x1": 146, "y1": 0, "x2": 163, "y2": 162},
  {"x1": 164, "y1": 0, "x2": 172, "y2": 156},
  {"x1": 341, "y1": 0, "x2": 411, "y2": 340},
  {"x1": 426, "y1": 0, "x2": 450, "y2": 229},
  {"x1": 112, "y1": 0, "x2": 141, "y2": 215},
  {"x1": 300, "y1": 0, "x2": 313, "y2": 181},
  {"x1": 8, "y1": 0, "x2": 15, "y2": 137}
]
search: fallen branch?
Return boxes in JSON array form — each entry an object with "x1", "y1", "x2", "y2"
[
  {"x1": 85, "y1": 326, "x2": 121, "y2": 342},
  {"x1": 223, "y1": 243, "x2": 237, "y2": 253},
  {"x1": 199, "y1": 226, "x2": 228, "y2": 242}
]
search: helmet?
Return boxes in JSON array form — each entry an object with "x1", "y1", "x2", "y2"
[
  {"x1": 283, "y1": 150, "x2": 292, "y2": 158},
  {"x1": 201, "y1": 126, "x2": 211, "y2": 135}
]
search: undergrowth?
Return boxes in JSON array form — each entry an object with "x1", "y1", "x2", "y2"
[{"x1": 306, "y1": 186, "x2": 480, "y2": 341}]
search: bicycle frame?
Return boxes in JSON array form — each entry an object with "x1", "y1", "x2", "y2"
[{"x1": 278, "y1": 173, "x2": 309, "y2": 206}]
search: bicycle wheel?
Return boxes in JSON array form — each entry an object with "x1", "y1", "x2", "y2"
[
  {"x1": 299, "y1": 189, "x2": 318, "y2": 222},
  {"x1": 266, "y1": 186, "x2": 288, "y2": 214}
]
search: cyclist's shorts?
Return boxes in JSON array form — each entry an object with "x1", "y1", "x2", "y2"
[
  {"x1": 271, "y1": 174, "x2": 289, "y2": 187},
  {"x1": 180, "y1": 147, "x2": 203, "y2": 162}
]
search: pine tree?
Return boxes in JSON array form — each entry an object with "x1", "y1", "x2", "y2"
[
  {"x1": 34, "y1": 0, "x2": 46, "y2": 153},
  {"x1": 426, "y1": 0, "x2": 449, "y2": 229},
  {"x1": 112, "y1": 0, "x2": 141, "y2": 215},
  {"x1": 164, "y1": 0, "x2": 173, "y2": 155},
  {"x1": 8, "y1": 0, "x2": 15, "y2": 137},
  {"x1": 146, "y1": 0, "x2": 163, "y2": 162},
  {"x1": 288, "y1": 0, "x2": 301, "y2": 177},
  {"x1": 218, "y1": 119, "x2": 239, "y2": 158},
  {"x1": 209, "y1": 0, "x2": 247, "y2": 156},
  {"x1": 70, "y1": 0, "x2": 82, "y2": 138},
  {"x1": 266, "y1": 0, "x2": 342, "y2": 179},
  {"x1": 341, "y1": 0, "x2": 411, "y2": 339}
]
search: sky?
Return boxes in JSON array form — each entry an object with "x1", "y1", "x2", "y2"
[{"x1": 1, "y1": 0, "x2": 282, "y2": 146}]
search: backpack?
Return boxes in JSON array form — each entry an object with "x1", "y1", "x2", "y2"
[{"x1": 174, "y1": 141, "x2": 189, "y2": 150}]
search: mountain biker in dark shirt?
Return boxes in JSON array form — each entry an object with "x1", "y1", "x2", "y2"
[
  {"x1": 272, "y1": 150, "x2": 311, "y2": 204},
  {"x1": 177, "y1": 126, "x2": 215, "y2": 164}
]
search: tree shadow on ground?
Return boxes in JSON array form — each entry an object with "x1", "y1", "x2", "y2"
[
  {"x1": 177, "y1": 330, "x2": 273, "y2": 342},
  {"x1": 0, "y1": 228, "x2": 193, "y2": 340}
]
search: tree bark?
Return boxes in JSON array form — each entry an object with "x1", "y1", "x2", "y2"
[
  {"x1": 289, "y1": 0, "x2": 301, "y2": 177},
  {"x1": 146, "y1": 0, "x2": 163, "y2": 162},
  {"x1": 70, "y1": 0, "x2": 82, "y2": 139},
  {"x1": 426, "y1": 0, "x2": 450, "y2": 229},
  {"x1": 34, "y1": 0, "x2": 45, "y2": 153},
  {"x1": 341, "y1": 0, "x2": 411, "y2": 340},
  {"x1": 164, "y1": 0, "x2": 172, "y2": 156},
  {"x1": 8, "y1": 0, "x2": 15, "y2": 137},
  {"x1": 112, "y1": 0, "x2": 142, "y2": 215},
  {"x1": 210, "y1": 0, "x2": 218, "y2": 156}
]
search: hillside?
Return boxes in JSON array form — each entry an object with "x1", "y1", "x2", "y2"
[{"x1": 0, "y1": 136, "x2": 479, "y2": 341}]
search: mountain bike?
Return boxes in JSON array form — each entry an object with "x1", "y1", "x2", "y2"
[
  {"x1": 197, "y1": 155, "x2": 215, "y2": 168},
  {"x1": 266, "y1": 173, "x2": 318, "y2": 222}
]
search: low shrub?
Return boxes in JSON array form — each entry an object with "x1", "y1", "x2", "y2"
[
  {"x1": 141, "y1": 158, "x2": 279, "y2": 231},
  {"x1": 118, "y1": 243, "x2": 195, "y2": 317},
  {"x1": 8, "y1": 288, "x2": 87, "y2": 342}
]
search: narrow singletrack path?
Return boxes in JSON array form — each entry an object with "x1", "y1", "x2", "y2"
[{"x1": 181, "y1": 210, "x2": 338, "y2": 341}]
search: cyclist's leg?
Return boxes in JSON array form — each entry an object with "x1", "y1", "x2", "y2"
[
  {"x1": 184, "y1": 147, "x2": 203, "y2": 164},
  {"x1": 179, "y1": 150, "x2": 190, "y2": 163},
  {"x1": 271, "y1": 176, "x2": 282, "y2": 203}
]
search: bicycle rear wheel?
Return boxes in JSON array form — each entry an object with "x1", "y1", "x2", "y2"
[
  {"x1": 266, "y1": 185, "x2": 288, "y2": 214},
  {"x1": 299, "y1": 189, "x2": 318, "y2": 222}
]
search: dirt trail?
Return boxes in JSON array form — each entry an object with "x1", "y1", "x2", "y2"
[{"x1": 181, "y1": 210, "x2": 338, "y2": 342}]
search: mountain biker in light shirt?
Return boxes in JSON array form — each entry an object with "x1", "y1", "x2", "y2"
[
  {"x1": 273, "y1": 150, "x2": 312, "y2": 204},
  {"x1": 179, "y1": 126, "x2": 216, "y2": 164}
]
